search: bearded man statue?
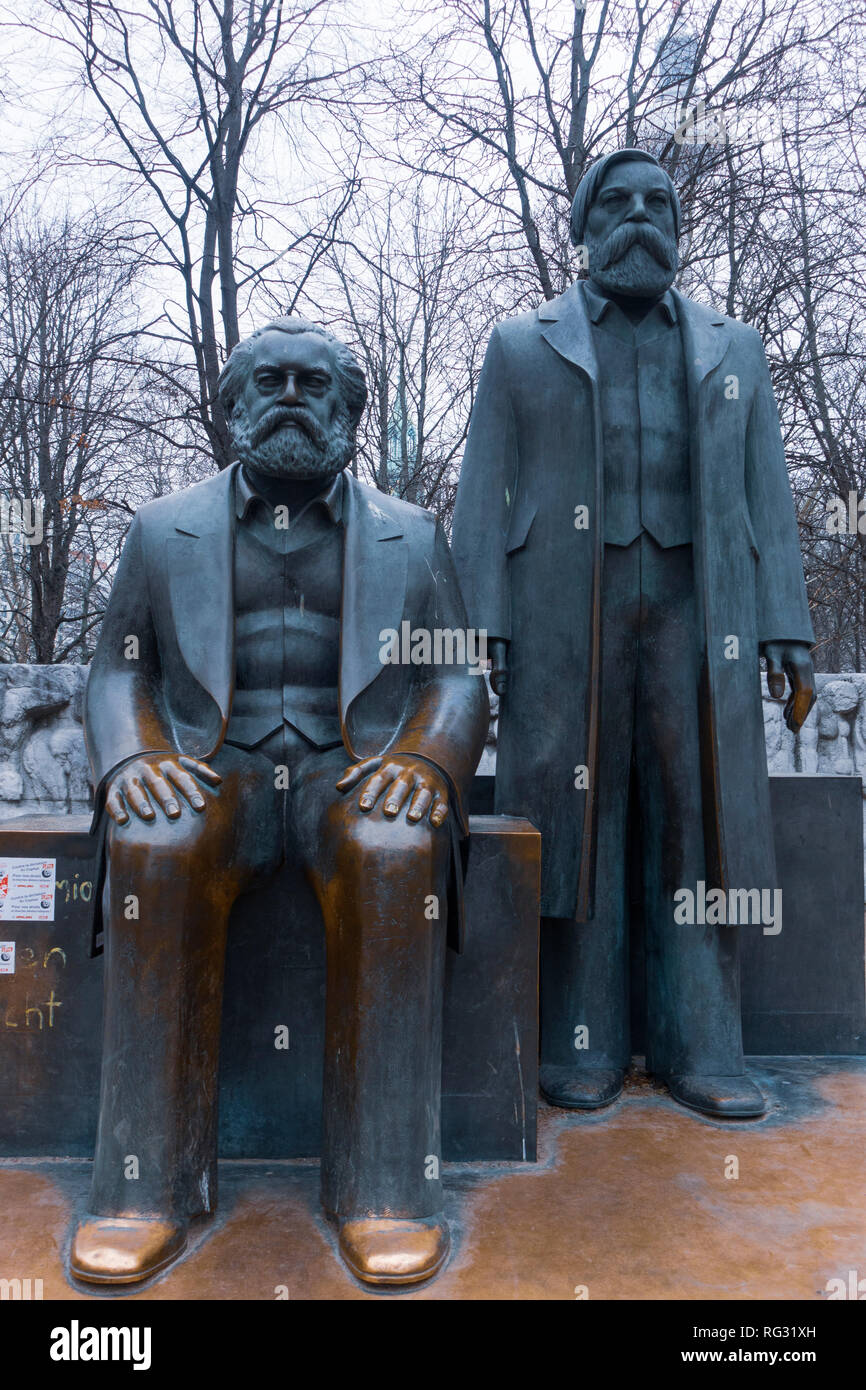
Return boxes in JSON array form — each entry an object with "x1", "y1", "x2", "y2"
[
  {"x1": 452, "y1": 150, "x2": 815, "y2": 1120},
  {"x1": 71, "y1": 317, "x2": 488, "y2": 1288}
]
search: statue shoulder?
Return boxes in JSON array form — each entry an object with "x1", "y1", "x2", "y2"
[
  {"x1": 676, "y1": 292, "x2": 764, "y2": 347},
  {"x1": 349, "y1": 477, "x2": 439, "y2": 539},
  {"x1": 131, "y1": 466, "x2": 235, "y2": 536},
  {"x1": 491, "y1": 301, "x2": 552, "y2": 348}
]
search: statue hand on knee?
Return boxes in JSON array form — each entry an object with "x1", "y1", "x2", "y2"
[
  {"x1": 336, "y1": 755, "x2": 450, "y2": 828},
  {"x1": 105, "y1": 753, "x2": 222, "y2": 826}
]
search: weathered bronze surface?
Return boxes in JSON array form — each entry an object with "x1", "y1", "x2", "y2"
[
  {"x1": 452, "y1": 150, "x2": 815, "y2": 1120},
  {"x1": 72, "y1": 318, "x2": 488, "y2": 1287}
]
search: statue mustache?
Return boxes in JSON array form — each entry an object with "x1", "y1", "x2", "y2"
[
  {"x1": 598, "y1": 222, "x2": 677, "y2": 271},
  {"x1": 251, "y1": 405, "x2": 328, "y2": 450}
]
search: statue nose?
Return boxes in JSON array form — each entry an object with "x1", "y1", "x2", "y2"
[{"x1": 278, "y1": 376, "x2": 301, "y2": 405}]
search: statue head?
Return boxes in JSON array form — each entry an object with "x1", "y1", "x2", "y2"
[
  {"x1": 218, "y1": 317, "x2": 367, "y2": 481},
  {"x1": 570, "y1": 149, "x2": 681, "y2": 299}
]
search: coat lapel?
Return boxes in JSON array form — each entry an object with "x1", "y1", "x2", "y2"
[
  {"x1": 539, "y1": 282, "x2": 599, "y2": 382},
  {"x1": 167, "y1": 465, "x2": 236, "y2": 722},
  {"x1": 673, "y1": 289, "x2": 729, "y2": 390},
  {"x1": 339, "y1": 474, "x2": 408, "y2": 726}
]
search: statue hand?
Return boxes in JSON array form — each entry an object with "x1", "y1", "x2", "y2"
[
  {"x1": 489, "y1": 637, "x2": 509, "y2": 698},
  {"x1": 105, "y1": 753, "x2": 222, "y2": 826},
  {"x1": 336, "y1": 755, "x2": 451, "y2": 827},
  {"x1": 762, "y1": 640, "x2": 816, "y2": 734}
]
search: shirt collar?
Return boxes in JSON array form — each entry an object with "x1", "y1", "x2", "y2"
[
  {"x1": 582, "y1": 278, "x2": 677, "y2": 326},
  {"x1": 235, "y1": 465, "x2": 344, "y2": 524}
]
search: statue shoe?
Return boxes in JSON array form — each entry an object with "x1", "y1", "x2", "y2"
[
  {"x1": 539, "y1": 1064, "x2": 624, "y2": 1110},
  {"x1": 338, "y1": 1215, "x2": 450, "y2": 1287},
  {"x1": 70, "y1": 1215, "x2": 188, "y2": 1284},
  {"x1": 665, "y1": 1073, "x2": 766, "y2": 1119}
]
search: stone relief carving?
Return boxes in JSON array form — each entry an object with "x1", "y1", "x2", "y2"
[{"x1": 0, "y1": 664, "x2": 91, "y2": 817}]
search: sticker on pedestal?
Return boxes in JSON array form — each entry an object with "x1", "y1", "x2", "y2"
[{"x1": 0, "y1": 859, "x2": 56, "y2": 921}]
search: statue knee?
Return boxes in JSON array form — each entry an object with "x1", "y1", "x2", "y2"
[
  {"x1": 105, "y1": 804, "x2": 214, "y2": 867},
  {"x1": 333, "y1": 803, "x2": 448, "y2": 875}
]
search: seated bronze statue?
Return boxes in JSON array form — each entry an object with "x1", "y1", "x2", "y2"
[{"x1": 71, "y1": 317, "x2": 488, "y2": 1288}]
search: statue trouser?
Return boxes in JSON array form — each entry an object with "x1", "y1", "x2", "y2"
[
  {"x1": 72, "y1": 727, "x2": 452, "y2": 1286},
  {"x1": 539, "y1": 534, "x2": 764, "y2": 1119}
]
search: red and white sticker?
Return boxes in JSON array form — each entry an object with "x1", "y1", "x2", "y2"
[
  {"x1": 0, "y1": 942, "x2": 14, "y2": 974},
  {"x1": 0, "y1": 858, "x2": 56, "y2": 922}
]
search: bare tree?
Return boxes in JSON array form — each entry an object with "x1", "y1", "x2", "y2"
[
  {"x1": 35, "y1": 0, "x2": 367, "y2": 468},
  {"x1": 386, "y1": 0, "x2": 850, "y2": 303},
  {"x1": 305, "y1": 186, "x2": 493, "y2": 523},
  {"x1": 0, "y1": 212, "x2": 149, "y2": 661}
]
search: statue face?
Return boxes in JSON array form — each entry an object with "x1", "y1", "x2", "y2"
[
  {"x1": 229, "y1": 329, "x2": 354, "y2": 480},
  {"x1": 584, "y1": 160, "x2": 679, "y2": 299}
]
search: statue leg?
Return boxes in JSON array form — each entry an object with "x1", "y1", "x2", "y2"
[
  {"x1": 70, "y1": 745, "x2": 282, "y2": 1284},
  {"x1": 291, "y1": 748, "x2": 452, "y2": 1285},
  {"x1": 539, "y1": 540, "x2": 638, "y2": 1109},
  {"x1": 637, "y1": 536, "x2": 763, "y2": 1118}
]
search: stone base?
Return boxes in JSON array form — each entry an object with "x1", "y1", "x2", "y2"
[{"x1": 471, "y1": 773, "x2": 866, "y2": 1056}]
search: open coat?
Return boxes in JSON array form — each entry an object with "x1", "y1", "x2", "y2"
[
  {"x1": 451, "y1": 281, "x2": 814, "y2": 920},
  {"x1": 85, "y1": 464, "x2": 489, "y2": 949}
]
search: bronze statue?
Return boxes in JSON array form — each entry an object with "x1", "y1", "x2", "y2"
[
  {"x1": 71, "y1": 317, "x2": 488, "y2": 1287},
  {"x1": 452, "y1": 149, "x2": 815, "y2": 1120}
]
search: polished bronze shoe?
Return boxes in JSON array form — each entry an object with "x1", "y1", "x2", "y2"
[
  {"x1": 70, "y1": 1215, "x2": 188, "y2": 1285},
  {"x1": 539, "y1": 1064, "x2": 624, "y2": 1110},
  {"x1": 338, "y1": 1215, "x2": 450, "y2": 1286},
  {"x1": 665, "y1": 1072, "x2": 766, "y2": 1119}
]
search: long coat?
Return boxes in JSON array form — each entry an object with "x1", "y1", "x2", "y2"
[
  {"x1": 451, "y1": 281, "x2": 814, "y2": 920},
  {"x1": 85, "y1": 464, "x2": 489, "y2": 948}
]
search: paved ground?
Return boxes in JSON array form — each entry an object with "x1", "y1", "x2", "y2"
[{"x1": 2, "y1": 1058, "x2": 864, "y2": 1301}]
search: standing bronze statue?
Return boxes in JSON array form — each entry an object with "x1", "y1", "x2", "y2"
[
  {"x1": 71, "y1": 317, "x2": 488, "y2": 1287},
  {"x1": 452, "y1": 149, "x2": 815, "y2": 1119}
]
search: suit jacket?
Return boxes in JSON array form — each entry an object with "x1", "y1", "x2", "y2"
[
  {"x1": 85, "y1": 464, "x2": 489, "y2": 948},
  {"x1": 452, "y1": 281, "x2": 814, "y2": 920}
]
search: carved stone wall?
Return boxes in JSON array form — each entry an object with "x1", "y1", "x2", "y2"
[
  {"x1": 0, "y1": 665, "x2": 92, "y2": 819},
  {"x1": 763, "y1": 673, "x2": 866, "y2": 778}
]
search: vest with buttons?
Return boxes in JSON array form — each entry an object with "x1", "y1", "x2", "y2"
[
  {"x1": 590, "y1": 295, "x2": 692, "y2": 549},
  {"x1": 226, "y1": 499, "x2": 343, "y2": 749}
]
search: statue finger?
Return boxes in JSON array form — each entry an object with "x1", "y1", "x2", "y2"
[
  {"x1": 105, "y1": 785, "x2": 129, "y2": 826},
  {"x1": 124, "y1": 776, "x2": 156, "y2": 821},
  {"x1": 786, "y1": 657, "x2": 814, "y2": 688},
  {"x1": 358, "y1": 763, "x2": 400, "y2": 810},
  {"x1": 178, "y1": 755, "x2": 222, "y2": 786},
  {"x1": 163, "y1": 764, "x2": 207, "y2": 811},
  {"x1": 765, "y1": 653, "x2": 785, "y2": 700},
  {"x1": 336, "y1": 757, "x2": 382, "y2": 791},
  {"x1": 429, "y1": 793, "x2": 450, "y2": 827},
  {"x1": 140, "y1": 766, "x2": 182, "y2": 818},
  {"x1": 382, "y1": 775, "x2": 414, "y2": 817},
  {"x1": 786, "y1": 684, "x2": 815, "y2": 733},
  {"x1": 406, "y1": 786, "x2": 433, "y2": 823}
]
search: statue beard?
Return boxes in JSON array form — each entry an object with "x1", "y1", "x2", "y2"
[
  {"x1": 585, "y1": 221, "x2": 679, "y2": 298},
  {"x1": 229, "y1": 400, "x2": 355, "y2": 481}
]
